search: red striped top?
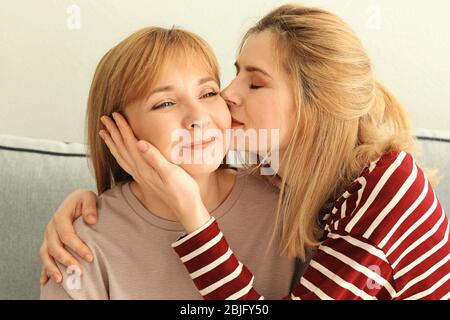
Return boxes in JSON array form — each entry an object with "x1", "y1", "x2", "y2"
[{"x1": 171, "y1": 150, "x2": 450, "y2": 300}]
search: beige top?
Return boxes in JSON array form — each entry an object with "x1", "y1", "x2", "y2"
[{"x1": 41, "y1": 171, "x2": 305, "y2": 300}]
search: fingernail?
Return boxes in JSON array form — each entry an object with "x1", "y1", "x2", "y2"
[
  {"x1": 53, "y1": 274, "x2": 62, "y2": 283},
  {"x1": 137, "y1": 141, "x2": 149, "y2": 152},
  {"x1": 87, "y1": 214, "x2": 97, "y2": 223},
  {"x1": 85, "y1": 253, "x2": 93, "y2": 262}
]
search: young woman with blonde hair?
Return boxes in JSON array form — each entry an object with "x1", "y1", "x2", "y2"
[
  {"x1": 40, "y1": 4, "x2": 449, "y2": 299},
  {"x1": 40, "y1": 26, "x2": 300, "y2": 299}
]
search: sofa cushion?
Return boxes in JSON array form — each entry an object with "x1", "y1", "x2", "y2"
[{"x1": 0, "y1": 135, "x2": 95, "y2": 300}]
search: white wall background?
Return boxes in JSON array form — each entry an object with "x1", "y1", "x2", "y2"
[{"x1": 1, "y1": 0, "x2": 449, "y2": 143}]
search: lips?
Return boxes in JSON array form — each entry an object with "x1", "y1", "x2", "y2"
[
  {"x1": 182, "y1": 136, "x2": 216, "y2": 149},
  {"x1": 231, "y1": 116, "x2": 244, "y2": 127}
]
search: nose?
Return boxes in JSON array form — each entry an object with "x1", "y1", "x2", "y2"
[
  {"x1": 189, "y1": 119, "x2": 208, "y2": 130},
  {"x1": 221, "y1": 80, "x2": 241, "y2": 109},
  {"x1": 183, "y1": 103, "x2": 211, "y2": 130}
]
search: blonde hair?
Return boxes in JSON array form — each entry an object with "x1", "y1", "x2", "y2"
[
  {"x1": 85, "y1": 27, "x2": 220, "y2": 195},
  {"x1": 244, "y1": 4, "x2": 418, "y2": 260}
]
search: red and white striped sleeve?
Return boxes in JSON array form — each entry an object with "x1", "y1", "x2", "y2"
[
  {"x1": 171, "y1": 217, "x2": 397, "y2": 300},
  {"x1": 172, "y1": 151, "x2": 450, "y2": 300}
]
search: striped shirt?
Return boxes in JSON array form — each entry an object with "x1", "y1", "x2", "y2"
[{"x1": 171, "y1": 150, "x2": 450, "y2": 300}]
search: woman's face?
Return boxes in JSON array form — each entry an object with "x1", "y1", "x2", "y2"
[
  {"x1": 124, "y1": 61, "x2": 231, "y2": 176},
  {"x1": 221, "y1": 30, "x2": 296, "y2": 154}
]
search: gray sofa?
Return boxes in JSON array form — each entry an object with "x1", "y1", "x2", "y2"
[{"x1": 0, "y1": 131, "x2": 449, "y2": 300}]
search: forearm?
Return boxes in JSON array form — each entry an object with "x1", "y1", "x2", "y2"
[
  {"x1": 171, "y1": 218, "x2": 395, "y2": 300},
  {"x1": 172, "y1": 217, "x2": 263, "y2": 300}
]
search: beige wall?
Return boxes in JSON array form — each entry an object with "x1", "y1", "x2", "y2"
[{"x1": 1, "y1": 0, "x2": 449, "y2": 143}]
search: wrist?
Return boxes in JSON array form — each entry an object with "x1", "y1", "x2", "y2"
[{"x1": 178, "y1": 200, "x2": 211, "y2": 234}]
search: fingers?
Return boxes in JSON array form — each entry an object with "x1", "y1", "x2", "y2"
[
  {"x1": 111, "y1": 112, "x2": 151, "y2": 174},
  {"x1": 80, "y1": 190, "x2": 98, "y2": 225},
  {"x1": 112, "y1": 112, "x2": 138, "y2": 146},
  {"x1": 103, "y1": 113, "x2": 167, "y2": 185},
  {"x1": 40, "y1": 268, "x2": 49, "y2": 285},
  {"x1": 100, "y1": 115, "x2": 135, "y2": 170},
  {"x1": 47, "y1": 221, "x2": 87, "y2": 268},
  {"x1": 99, "y1": 129, "x2": 133, "y2": 175},
  {"x1": 136, "y1": 140, "x2": 170, "y2": 179},
  {"x1": 39, "y1": 241, "x2": 63, "y2": 284},
  {"x1": 52, "y1": 218, "x2": 93, "y2": 263}
]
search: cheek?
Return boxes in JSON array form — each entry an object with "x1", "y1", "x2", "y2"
[
  {"x1": 212, "y1": 100, "x2": 232, "y2": 130},
  {"x1": 247, "y1": 94, "x2": 283, "y2": 130},
  {"x1": 246, "y1": 94, "x2": 294, "y2": 151},
  {"x1": 209, "y1": 102, "x2": 231, "y2": 154},
  {"x1": 132, "y1": 117, "x2": 176, "y2": 159},
  {"x1": 276, "y1": 93, "x2": 296, "y2": 150}
]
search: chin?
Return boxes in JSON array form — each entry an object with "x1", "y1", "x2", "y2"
[
  {"x1": 181, "y1": 162, "x2": 222, "y2": 176},
  {"x1": 171, "y1": 143, "x2": 228, "y2": 176}
]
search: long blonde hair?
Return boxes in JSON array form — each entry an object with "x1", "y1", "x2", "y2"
[
  {"x1": 245, "y1": 4, "x2": 416, "y2": 260},
  {"x1": 85, "y1": 27, "x2": 220, "y2": 195}
]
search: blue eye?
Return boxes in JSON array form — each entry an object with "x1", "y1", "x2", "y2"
[
  {"x1": 201, "y1": 91, "x2": 218, "y2": 98},
  {"x1": 153, "y1": 101, "x2": 175, "y2": 110}
]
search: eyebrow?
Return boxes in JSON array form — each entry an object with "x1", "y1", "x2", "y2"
[
  {"x1": 149, "y1": 76, "x2": 217, "y2": 96},
  {"x1": 234, "y1": 61, "x2": 272, "y2": 79}
]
